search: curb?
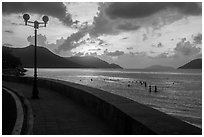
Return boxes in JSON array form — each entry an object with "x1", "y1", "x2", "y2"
[
  {"x1": 2, "y1": 86, "x2": 34, "y2": 135},
  {"x1": 3, "y1": 87, "x2": 24, "y2": 135}
]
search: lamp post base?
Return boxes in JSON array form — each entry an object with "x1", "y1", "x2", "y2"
[{"x1": 32, "y1": 86, "x2": 39, "y2": 99}]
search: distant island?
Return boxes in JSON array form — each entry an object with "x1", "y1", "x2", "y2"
[
  {"x1": 144, "y1": 59, "x2": 202, "y2": 70},
  {"x1": 144, "y1": 65, "x2": 175, "y2": 70},
  {"x1": 2, "y1": 45, "x2": 122, "y2": 69},
  {"x1": 178, "y1": 58, "x2": 202, "y2": 69}
]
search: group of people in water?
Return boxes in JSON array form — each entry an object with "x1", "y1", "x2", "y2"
[
  {"x1": 85, "y1": 78, "x2": 158, "y2": 93},
  {"x1": 129, "y1": 80, "x2": 158, "y2": 93}
]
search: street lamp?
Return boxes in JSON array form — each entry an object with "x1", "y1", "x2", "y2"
[{"x1": 23, "y1": 13, "x2": 49, "y2": 99}]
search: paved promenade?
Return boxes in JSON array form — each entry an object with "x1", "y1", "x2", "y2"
[{"x1": 3, "y1": 81, "x2": 116, "y2": 135}]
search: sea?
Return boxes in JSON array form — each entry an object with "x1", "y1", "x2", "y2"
[{"x1": 25, "y1": 68, "x2": 202, "y2": 128}]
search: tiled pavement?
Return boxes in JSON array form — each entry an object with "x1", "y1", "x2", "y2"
[{"x1": 3, "y1": 81, "x2": 116, "y2": 135}]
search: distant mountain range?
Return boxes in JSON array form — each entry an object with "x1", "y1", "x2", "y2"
[
  {"x1": 3, "y1": 45, "x2": 201, "y2": 69},
  {"x1": 144, "y1": 65, "x2": 175, "y2": 70},
  {"x1": 3, "y1": 45, "x2": 122, "y2": 69},
  {"x1": 178, "y1": 58, "x2": 202, "y2": 69}
]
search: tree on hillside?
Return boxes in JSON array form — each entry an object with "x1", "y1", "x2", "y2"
[{"x1": 2, "y1": 46, "x2": 22, "y2": 69}]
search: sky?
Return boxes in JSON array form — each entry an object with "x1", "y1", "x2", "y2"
[{"x1": 2, "y1": 2, "x2": 202, "y2": 69}]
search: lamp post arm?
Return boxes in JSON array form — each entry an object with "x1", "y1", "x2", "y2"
[
  {"x1": 38, "y1": 22, "x2": 45, "y2": 24},
  {"x1": 39, "y1": 25, "x2": 46, "y2": 28},
  {"x1": 28, "y1": 20, "x2": 34, "y2": 23},
  {"x1": 27, "y1": 24, "x2": 34, "y2": 27}
]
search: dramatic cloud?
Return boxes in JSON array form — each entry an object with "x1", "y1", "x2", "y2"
[
  {"x1": 55, "y1": 25, "x2": 90, "y2": 53},
  {"x1": 88, "y1": 48, "x2": 101, "y2": 51},
  {"x1": 73, "y1": 51, "x2": 84, "y2": 56},
  {"x1": 122, "y1": 37, "x2": 128, "y2": 40},
  {"x1": 2, "y1": 2, "x2": 73, "y2": 25},
  {"x1": 127, "y1": 47, "x2": 133, "y2": 50},
  {"x1": 117, "y1": 23, "x2": 140, "y2": 31},
  {"x1": 98, "y1": 40, "x2": 103, "y2": 45},
  {"x1": 104, "y1": 50, "x2": 124, "y2": 56},
  {"x1": 193, "y1": 33, "x2": 202, "y2": 44},
  {"x1": 106, "y1": 2, "x2": 201, "y2": 19},
  {"x1": 85, "y1": 52, "x2": 98, "y2": 56},
  {"x1": 49, "y1": 37, "x2": 65, "y2": 47},
  {"x1": 27, "y1": 35, "x2": 70, "y2": 54},
  {"x1": 27, "y1": 34, "x2": 47, "y2": 46},
  {"x1": 4, "y1": 30, "x2": 14, "y2": 34},
  {"x1": 128, "y1": 51, "x2": 147, "y2": 57},
  {"x1": 156, "y1": 52, "x2": 172, "y2": 58},
  {"x1": 143, "y1": 34, "x2": 148, "y2": 41},
  {"x1": 154, "y1": 38, "x2": 201, "y2": 59},
  {"x1": 91, "y1": 2, "x2": 202, "y2": 36},
  {"x1": 90, "y1": 3, "x2": 119, "y2": 36},
  {"x1": 2, "y1": 43, "x2": 13, "y2": 47},
  {"x1": 174, "y1": 38, "x2": 201, "y2": 56},
  {"x1": 152, "y1": 42, "x2": 164, "y2": 48}
]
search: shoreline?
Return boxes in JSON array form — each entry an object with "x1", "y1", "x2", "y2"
[{"x1": 174, "y1": 115, "x2": 202, "y2": 129}]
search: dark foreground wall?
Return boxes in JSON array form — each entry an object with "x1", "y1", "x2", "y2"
[{"x1": 3, "y1": 76, "x2": 201, "y2": 135}]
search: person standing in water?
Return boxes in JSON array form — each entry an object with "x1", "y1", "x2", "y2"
[
  {"x1": 155, "y1": 85, "x2": 157, "y2": 92},
  {"x1": 149, "y1": 85, "x2": 151, "y2": 92},
  {"x1": 144, "y1": 82, "x2": 147, "y2": 87}
]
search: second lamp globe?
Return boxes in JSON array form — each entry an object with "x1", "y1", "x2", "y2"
[{"x1": 42, "y1": 16, "x2": 49, "y2": 23}]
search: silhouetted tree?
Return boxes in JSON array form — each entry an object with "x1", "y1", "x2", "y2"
[{"x1": 2, "y1": 46, "x2": 22, "y2": 69}]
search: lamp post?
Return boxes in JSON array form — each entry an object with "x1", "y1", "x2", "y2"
[{"x1": 23, "y1": 14, "x2": 49, "y2": 99}]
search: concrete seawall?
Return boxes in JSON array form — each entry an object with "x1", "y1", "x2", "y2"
[{"x1": 3, "y1": 75, "x2": 201, "y2": 135}]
